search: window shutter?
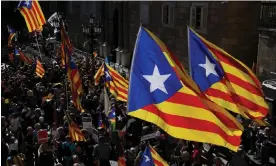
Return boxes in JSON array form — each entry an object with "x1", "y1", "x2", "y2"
[
  {"x1": 162, "y1": 5, "x2": 168, "y2": 25},
  {"x1": 200, "y1": 6, "x2": 207, "y2": 32},
  {"x1": 190, "y1": 6, "x2": 196, "y2": 28},
  {"x1": 140, "y1": 3, "x2": 149, "y2": 24},
  {"x1": 169, "y1": 6, "x2": 174, "y2": 26}
]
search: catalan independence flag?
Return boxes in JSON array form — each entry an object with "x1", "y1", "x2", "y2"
[
  {"x1": 128, "y1": 27, "x2": 243, "y2": 152},
  {"x1": 68, "y1": 120, "x2": 86, "y2": 142},
  {"x1": 94, "y1": 63, "x2": 128, "y2": 102},
  {"x1": 36, "y1": 59, "x2": 45, "y2": 78},
  {"x1": 140, "y1": 145, "x2": 168, "y2": 166},
  {"x1": 7, "y1": 26, "x2": 16, "y2": 47},
  {"x1": 188, "y1": 28, "x2": 269, "y2": 120},
  {"x1": 97, "y1": 113, "x2": 105, "y2": 129},
  {"x1": 17, "y1": 0, "x2": 46, "y2": 32}
]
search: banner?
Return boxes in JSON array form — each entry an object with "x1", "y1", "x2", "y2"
[{"x1": 37, "y1": 129, "x2": 48, "y2": 144}]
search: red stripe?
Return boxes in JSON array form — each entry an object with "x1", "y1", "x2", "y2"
[
  {"x1": 109, "y1": 69, "x2": 128, "y2": 85},
  {"x1": 32, "y1": 1, "x2": 46, "y2": 24},
  {"x1": 167, "y1": 92, "x2": 240, "y2": 130},
  {"x1": 108, "y1": 85, "x2": 128, "y2": 101},
  {"x1": 224, "y1": 73, "x2": 263, "y2": 97},
  {"x1": 142, "y1": 103, "x2": 241, "y2": 146},
  {"x1": 153, "y1": 158, "x2": 164, "y2": 166},
  {"x1": 20, "y1": 8, "x2": 34, "y2": 31},
  {"x1": 24, "y1": 7, "x2": 39, "y2": 31},
  {"x1": 205, "y1": 43, "x2": 261, "y2": 89},
  {"x1": 109, "y1": 81, "x2": 128, "y2": 94},
  {"x1": 206, "y1": 88, "x2": 268, "y2": 117}
]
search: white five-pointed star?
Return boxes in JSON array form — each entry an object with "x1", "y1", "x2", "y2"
[
  {"x1": 142, "y1": 65, "x2": 171, "y2": 94},
  {"x1": 117, "y1": 115, "x2": 123, "y2": 121},
  {"x1": 105, "y1": 71, "x2": 111, "y2": 78},
  {"x1": 198, "y1": 56, "x2": 219, "y2": 77},
  {"x1": 112, "y1": 112, "x2": 115, "y2": 116},
  {"x1": 25, "y1": 0, "x2": 31, "y2": 7},
  {"x1": 144, "y1": 155, "x2": 150, "y2": 162}
]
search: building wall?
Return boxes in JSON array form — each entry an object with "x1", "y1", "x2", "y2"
[
  {"x1": 64, "y1": 1, "x2": 260, "y2": 69},
  {"x1": 126, "y1": 1, "x2": 260, "y2": 69},
  {"x1": 257, "y1": 30, "x2": 276, "y2": 80}
]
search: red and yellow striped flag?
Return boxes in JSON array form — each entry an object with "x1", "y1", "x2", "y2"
[
  {"x1": 118, "y1": 157, "x2": 126, "y2": 166},
  {"x1": 17, "y1": 0, "x2": 46, "y2": 32},
  {"x1": 18, "y1": 49, "x2": 33, "y2": 65},
  {"x1": 69, "y1": 121, "x2": 86, "y2": 142},
  {"x1": 94, "y1": 63, "x2": 128, "y2": 102},
  {"x1": 149, "y1": 145, "x2": 169, "y2": 166},
  {"x1": 188, "y1": 28, "x2": 269, "y2": 120},
  {"x1": 36, "y1": 59, "x2": 45, "y2": 78}
]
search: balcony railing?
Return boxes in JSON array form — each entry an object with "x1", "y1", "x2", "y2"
[{"x1": 259, "y1": 3, "x2": 276, "y2": 29}]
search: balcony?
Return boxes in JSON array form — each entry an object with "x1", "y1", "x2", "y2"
[{"x1": 259, "y1": 3, "x2": 276, "y2": 30}]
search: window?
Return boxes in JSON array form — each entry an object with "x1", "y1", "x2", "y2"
[
  {"x1": 140, "y1": 2, "x2": 149, "y2": 24},
  {"x1": 162, "y1": 4, "x2": 174, "y2": 27},
  {"x1": 190, "y1": 3, "x2": 208, "y2": 33}
]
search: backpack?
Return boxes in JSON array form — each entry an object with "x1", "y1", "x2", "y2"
[{"x1": 62, "y1": 143, "x2": 72, "y2": 157}]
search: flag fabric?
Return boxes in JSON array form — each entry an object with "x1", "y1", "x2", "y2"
[
  {"x1": 61, "y1": 22, "x2": 84, "y2": 112},
  {"x1": 41, "y1": 93, "x2": 54, "y2": 103},
  {"x1": 17, "y1": 0, "x2": 46, "y2": 32},
  {"x1": 108, "y1": 107, "x2": 116, "y2": 131},
  {"x1": 36, "y1": 59, "x2": 45, "y2": 78},
  {"x1": 127, "y1": 26, "x2": 243, "y2": 152},
  {"x1": 188, "y1": 28, "x2": 269, "y2": 120},
  {"x1": 97, "y1": 113, "x2": 105, "y2": 129},
  {"x1": 104, "y1": 64, "x2": 128, "y2": 102},
  {"x1": 93, "y1": 51, "x2": 98, "y2": 58},
  {"x1": 94, "y1": 63, "x2": 128, "y2": 102},
  {"x1": 140, "y1": 145, "x2": 168, "y2": 166},
  {"x1": 68, "y1": 120, "x2": 86, "y2": 142},
  {"x1": 7, "y1": 26, "x2": 16, "y2": 47},
  {"x1": 17, "y1": 49, "x2": 33, "y2": 64},
  {"x1": 118, "y1": 157, "x2": 126, "y2": 166},
  {"x1": 94, "y1": 63, "x2": 105, "y2": 85}
]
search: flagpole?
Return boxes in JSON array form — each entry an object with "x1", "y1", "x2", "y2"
[
  {"x1": 187, "y1": 26, "x2": 192, "y2": 77},
  {"x1": 35, "y1": 32, "x2": 43, "y2": 60}
]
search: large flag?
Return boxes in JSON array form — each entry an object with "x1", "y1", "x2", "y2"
[
  {"x1": 188, "y1": 28, "x2": 269, "y2": 120},
  {"x1": 94, "y1": 63, "x2": 128, "y2": 102},
  {"x1": 68, "y1": 120, "x2": 86, "y2": 142},
  {"x1": 17, "y1": 0, "x2": 46, "y2": 32},
  {"x1": 7, "y1": 26, "x2": 16, "y2": 47},
  {"x1": 141, "y1": 145, "x2": 168, "y2": 166},
  {"x1": 35, "y1": 59, "x2": 45, "y2": 78},
  {"x1": 127, "y1": 27, "x2": 243, "y2": 152}
]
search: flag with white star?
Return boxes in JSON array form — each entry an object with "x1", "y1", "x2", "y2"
[
  {"x1": 127, "y1": 26, "x2": 244, "y2": 152},
  {"x1": 141, "y1": 145, "x2": 168, "y2": 166},
  {"x1": 17, "y1": 0, "x2": 46, "y2": 32},
  {"x1": 188, "y1": 27, "x2": 269, "y2": 122}
]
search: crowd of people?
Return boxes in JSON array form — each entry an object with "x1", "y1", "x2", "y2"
[{"x1": 1, "y1": 37, "x2": 276, "y2": 166}]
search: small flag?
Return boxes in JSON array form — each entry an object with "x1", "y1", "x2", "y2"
[
  {"x1": 36, "y1": 59, "x2": 45, "y2": 78},
  {"x1": 14, "y1": 48, "x2": 20, "y2": 56},
  {"x1": 93, "y1": 51, "x2": 98, "y2": 58},
  {"x1": 69, "y1": 121, "x2": 86, "y2": 142},
  {"x1": 18, "y1": 49, "x2": 33, "y2": 64},
  {"x1": 97, "y1": 113, "x2": 105, "y2": 129},
  {"x1": 141, "y1": 145, "x2": 168, "y2": 166},
  {"x1": 108, "y1": 108, "x2": 116, "y2": 131},
  {"x1": 7, "y1": 25, "x2": 16, "y2": 47},
  {"x1": 17, "y1": 0, "x2": 46, "y2": 32},
  {"x1": 41, "y1": 93, "x2": 54, "y2": 103},
  {"x1": 118, "y1": 157, "x2": 126, "y2": 166}
]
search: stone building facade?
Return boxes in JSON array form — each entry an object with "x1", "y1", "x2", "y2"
[{"x1": 63, "y1": 1, "x2": 261, "y2": 71}]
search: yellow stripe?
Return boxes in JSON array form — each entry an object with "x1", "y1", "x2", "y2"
[
  {"x1": 33, "y1": 0, "x2": 46, "y2": 24},
  {"x1": 19, "y1": 10, "x2": 32, "y2": 32},
  {"x1": 32, "y1": 0, "x2": 44, "y2": 26},
  {"x1": 179, "y1": 88, "x2": 244, "y2": 131},
  {"x1": 106, "y1": 83, "x2": 128, "y2": 99},
  {"x1": 220, "y1": 62, "x2": 257, "y2": 87},
  {"x1": 128, "y1": 109, "x2": 239, "y2": 152},
  {"x1": 25, "y1": 9, "x2": 36, "y2": 32},
  {"x1": 150, "y1": 147, "x2": 169, "y2": 166},
  {"x1": 106, "y1": 64, "x2": 129, "y2": 84},
  {"x1": 208, "y1": 88, "x2": 265, "y2": 118},
  {"x1": 113, "y1": 80, "x2": 128, "y2": 91},
  {"x1": 29, "y1": 8, "x2": 40, "y2": 30}
]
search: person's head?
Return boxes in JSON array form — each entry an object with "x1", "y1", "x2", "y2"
[
  {"x1": 99, "y1": 136, "x2": 105, "y2": 144},
  {"x1": 34, "y1": 123, "x2": 41, "y2": 130},
  {"x1": 52, "y1": 123, "x2": 57, "y2": 130},
  {"x1": 39, "y1": 116, "x2": 44, "y2": 123},
  {"x1": 27, "y1": 126, "x2": 33, "y2": 135}
]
